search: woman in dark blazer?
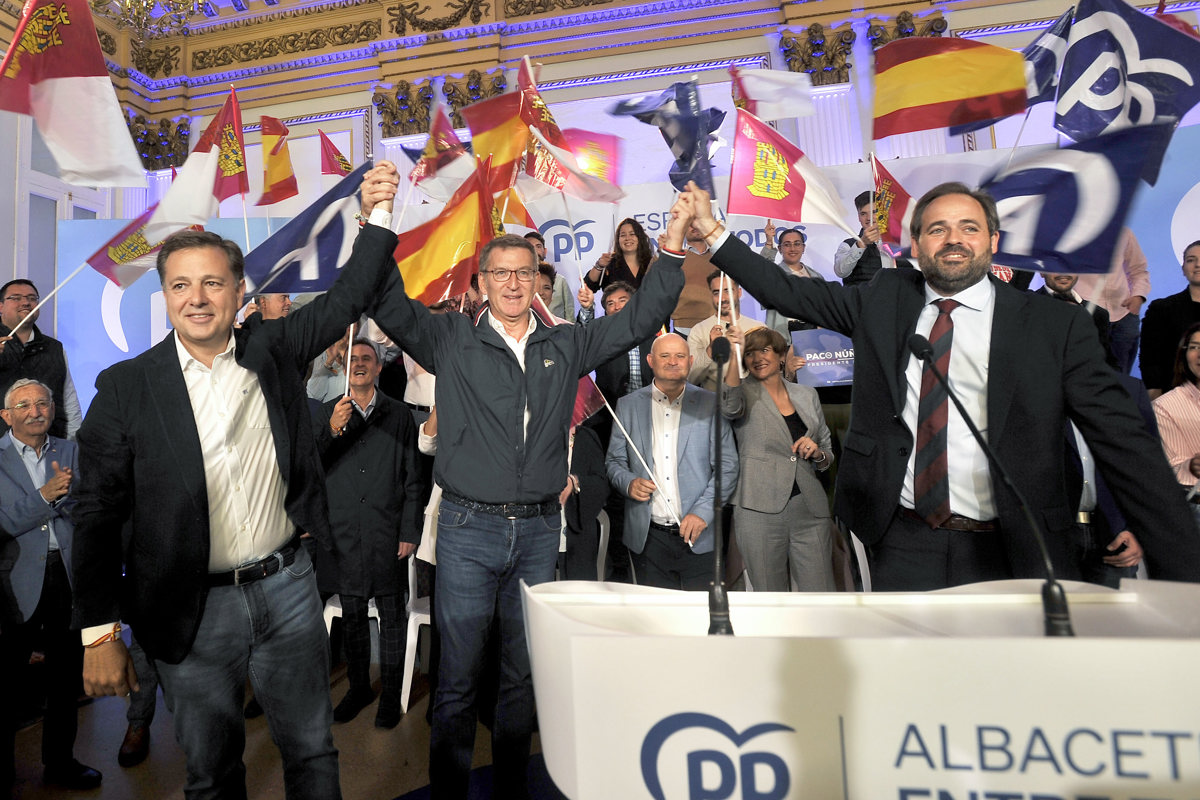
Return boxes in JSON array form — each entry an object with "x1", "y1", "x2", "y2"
[{"x1": 721, "y1": 327, "x2": 835, "y2": 591}]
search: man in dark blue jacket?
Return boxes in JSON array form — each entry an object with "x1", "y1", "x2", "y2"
[{"x1": 366, "y1": 163, "x2": 688, "y2": 799}]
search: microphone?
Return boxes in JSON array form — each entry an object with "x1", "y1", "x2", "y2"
[
  {"x1": 709, "y1": 336, "x2": 733, "y2": 635},
  {"x1": 907, "y1": 334, "x2": 1074, "y2": 637},
  {"x1": 711, "y1": 336, "x2": 731, "y2": 365}
]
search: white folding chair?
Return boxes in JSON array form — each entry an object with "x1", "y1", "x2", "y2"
[{"x1": 400, "y1": 557, "x2": 432, "y2": 712}]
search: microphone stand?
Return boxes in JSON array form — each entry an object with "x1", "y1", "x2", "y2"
[
  {"x1": 908, "y1": 334, "x2": 1074, "y2": 637},
  {"x1": 708, "y1": 337, "x2": 734, "y2": 636}
]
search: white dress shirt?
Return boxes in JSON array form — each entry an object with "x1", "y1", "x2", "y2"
[
  {"x1": 176, "y1": 333, "x2": 293, "y2": 572},
  {"x1": 649, "y1": 382, "x2": 685, "y2": 525},
  {"x1": 899, "y1": 278, "x2": 997, "y2": 521}
]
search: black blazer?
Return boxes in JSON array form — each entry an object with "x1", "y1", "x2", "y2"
[
  {"x1": 70, "y1": 225, "x2": 399, "y2": 663},
  {"x1": 710, "y1": 234, "x2": 1200, "y2": 582}
]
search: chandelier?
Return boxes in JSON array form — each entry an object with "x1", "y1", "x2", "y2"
[{"x1": 89, "y1": 0, "x2": 202, "y2": 43}]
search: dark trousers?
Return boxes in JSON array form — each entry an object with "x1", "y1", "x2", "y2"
[
  {"x1": 1, "y1": 551, "x2": 82, "y2": 783},
  {"x1": 868, "y1": 510, "x2": 1010, "y2": 591},
  {"x1": 1068, "y1": 522, "x2": 1136, "y2": 589},
  {"x1": 631, "y1": 524, "x2": 715, "y2": 591},
  {"x1": 127, "y1": 632, "x2": 162, "y2": 725},
  {"x1": 340, "y1": 592, "x2": 406, "y2": 705}
]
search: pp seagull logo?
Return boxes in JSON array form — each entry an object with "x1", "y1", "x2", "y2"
[{"x1": 543, "y1": 359, "x2": 555, "y2": 368}]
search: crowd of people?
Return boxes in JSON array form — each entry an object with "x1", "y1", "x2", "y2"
[{"x1": 2, "y1": 160, "x2": 1200, "y2": 800}]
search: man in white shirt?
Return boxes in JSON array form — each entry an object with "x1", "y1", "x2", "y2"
[{"x1": 69, "y1": 164, "x2": 401, "y2": 799}]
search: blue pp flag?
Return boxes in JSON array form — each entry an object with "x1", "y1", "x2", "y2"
[
  {"x1": 1055, "y1": 0, "x2": 1200, "y2": 142},
  {"x1": 609, "y1": 80, "x2": 725, "y2": 195},
  {"x1": 243, "y1": 161, "x2": 372, "y2": 294},
  {"x1": 950, "y1": 7, "x2": 1074, "y2": 136},
  {"x1": 981, "y1": 123, "x2": 1171, "y2": 274}
]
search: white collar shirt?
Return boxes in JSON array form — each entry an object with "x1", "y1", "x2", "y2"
[{"x1": 649, "y1": 382, "x2": 686, "y2": 526}]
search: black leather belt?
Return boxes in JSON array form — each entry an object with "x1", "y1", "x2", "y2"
[
  {"x1": 649, "y1": 521, "x2": 680, "y2": 534},
  {"x1": 406, "y1": 402, "x2": 432, "y2": 413},
  {"x1": 898, "y1": 506, "x2": 998, "y2": 533},
  {"x1": 442, "y1": 491, "x2": 560, "y2": 519},
  {"x1": 208, "y1": 541, "x2": 298, "y2": 587}
]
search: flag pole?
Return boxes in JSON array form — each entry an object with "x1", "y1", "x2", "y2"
[
  {"x1": 343, "y1": 322, "x2": 355, "y2": 397},
  {"x1": 1003, "y1": 108, "x2": 1035, "y2": 173},
  {"x1": 239, "y1": 194, "x2": 252, "y2": 252},
  {"x1": 6, "y1": 263, "x2": 89, "y2": 339},
  {"x1": 601, "y1": 396, "x2": 683, "y2": 528},
  {"x1": 392, "y1": 170, "x2": 421, "y2": 233},
  {"x1": 559, "y1": 192, "x2": 586, "y2": 286}
]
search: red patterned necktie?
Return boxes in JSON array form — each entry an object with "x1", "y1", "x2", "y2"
[{"x1": 913, "y1": 299, "x2": 961, "y2": 528}]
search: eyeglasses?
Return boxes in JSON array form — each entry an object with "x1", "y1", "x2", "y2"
[
  {"x1": 3, "y1": 294, "x2": 38, "y2": 304},
  {"x1": 483, "y1": 268, "x2": 537, "y2": 283},
  {"x1": 7, "y1": 399, "x2": 51, "y2": 411}
]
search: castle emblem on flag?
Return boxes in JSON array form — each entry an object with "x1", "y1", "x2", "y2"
[
  {"x1": 218, "y1": 123, "x2": 245, "y2": 177},
  {"x1": 748, "y1": 141, "x2": 789, "y2": 201},
  {"x1": 5, "y1": 3, "x2": 70, "y2": 79},
  {"x1": 107, "y1": 228, "x2": 154, "y2": 263}
]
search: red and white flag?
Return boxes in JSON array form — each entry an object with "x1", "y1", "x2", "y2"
[
  {"x1": 144, "y1": 87, "x2": 246, "y2": 243},
  {"x1": 409, "y1": 105, "x2": 475, "y2": 202},
  {"x1": 85, "y1": 207, "x2": 162, "y2": 288},
  {"x1": 730, "y1": 66, "x2": 815, "y2": 122},
  {"x1": 726, "y1": 109, "x2": 855, "y2": 238},
  {"x1": 871, "y1": 156, "x2": 915, "y2": 249},
  {"x1": 0, "y1": 0, "x2": 145, "y2": 186},
  {"x1": 528, "y1": 127, "x2": 624, "y2": 202},
  {"x1": 318, "y1": 129, "x2": 352, "y2": 176}
]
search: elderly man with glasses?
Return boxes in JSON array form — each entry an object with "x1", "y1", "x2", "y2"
[
  {"x1": 365, "y1": 161, "x2": 687, "y2": 800},
  {"x1": 0, "y1": 280, "x2": 82, "y2": 440}
]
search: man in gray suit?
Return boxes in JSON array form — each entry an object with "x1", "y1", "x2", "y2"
[
  {"x1": 606, "y1": 333, "x2": 739, "y2": 589},
  {"x1": 0, "y1": 379, "x2": 99, "y2": 793}
]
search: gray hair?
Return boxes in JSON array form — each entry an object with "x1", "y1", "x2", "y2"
[{"x1": 5, "y1": 378, "x2": 53, "y2": 409}]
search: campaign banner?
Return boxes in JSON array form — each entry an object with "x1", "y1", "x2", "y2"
[{"x1": 790, "y1": 328, "x2": 854, "y2": 387}]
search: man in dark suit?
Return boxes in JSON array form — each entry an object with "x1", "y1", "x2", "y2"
[
  {"x1": 676, "y1": 180, "x2": 1200, "y2": 589},
  {"x1": 606, "y1": 333, "x2": 738, "y2": 589},
  {"x1": 69, "y1": 164, "x2": 401, "y2": 799},
  {"x1": 0, "y1": 379, "x2": 99, "y2": 794},
  {"x1": 315, "y1": 339, "x2": 423, "y2": 729}
]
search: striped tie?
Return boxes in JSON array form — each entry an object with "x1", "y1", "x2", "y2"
[{"x1": 914, "y1": 299, "x2": 960, "y2": 528}]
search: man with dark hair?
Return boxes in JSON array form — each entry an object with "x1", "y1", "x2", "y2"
[
  {"x1": 367, "y1": 164, "x2": 686, "y2": 798},
  {"x1": 686, "y1": 269, "x2": 766, "y2": 391},
  {"x1": 524, "y1": 230, "x2": 575, "y2": 319},
  {"x1": 1140, "y1": 240, "x2": 1200, "y2": 398},
  {"x1": 69, "y1": 164, "x2": 402, "y2": 799},
  {"x1": 0, "y1": 278, "x2": 82, "y2": 440},
  {"x1": 833, "y1": 190, "x2": 893, "y2": 286},
  {"x1": 316, "y1": 338, "x2": 423, "y2": 729},
  {"x1": 0, "y1": 379, "x2": 99, "y2": 794},
  {"x1": 676, "y1": 179, "x2": 1200, "y2": 589}
]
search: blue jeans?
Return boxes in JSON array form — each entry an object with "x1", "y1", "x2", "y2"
[
  {"x1": 429, "y1": 501, "x2": 560, "y2": 800},
  {"x1": 155, "y1": 546, "x2": 340, "y2": 800},
  {"x1": 1109, "y1": 313, "x2": 1140, "y2": 375}
]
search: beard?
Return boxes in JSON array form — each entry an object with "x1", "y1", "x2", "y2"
[{"x1": 917, "y1": 245, "x2": 992, "y2": 295}]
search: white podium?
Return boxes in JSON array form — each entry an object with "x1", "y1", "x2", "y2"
[{"x1": 523, "y1": 580, "x2": 1200, "y2": 800}]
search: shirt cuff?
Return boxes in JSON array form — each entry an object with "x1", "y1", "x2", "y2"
[
  {"x1": 81, "y1": 622, "x2": 119, "y2": 646},
  {"x1": 712, "y1": 228, "x2": 733, "y2": 250},
  {"x1": 368, "y1": 207, "x2": 392, "y2": 229}
]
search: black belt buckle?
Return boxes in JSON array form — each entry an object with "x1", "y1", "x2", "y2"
[{"x1": 234, "y1": 551, "x2": 284, "y2": 586}]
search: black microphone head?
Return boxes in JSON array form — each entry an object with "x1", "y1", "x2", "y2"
[
  {"x1": 908, "y1": 333, "x2": 934, "y2": 360},
  {"x1": 711, "y1": 336, "x2": 731, "y2": 364}
]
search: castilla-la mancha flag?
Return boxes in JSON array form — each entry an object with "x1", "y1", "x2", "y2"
[
  {"x1": 318, "y1": 129, "x2": 352, "y2": 176},
  {"x1": 726, "y1": 109, "x2": 856, "y2": 238},
  {"x1": 0, "y1": 0, "x2": 145, "y2": 187},
  {"x1": 871, "y1": 157, "x2": 915, "y2": 248}
]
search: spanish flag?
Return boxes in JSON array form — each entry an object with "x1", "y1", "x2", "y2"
[
  {"x1": 461, "y1": 93, "x2": 529, "y2": 185},
  {"x1": 392, "y1": 163, "x2": 500, "y2": 305},
  {"x1": 255, "y1": 116, "x2": 299, "y2": 206},
  {"x1": 873, "y1": 37, "x2": 1027, "y2": 139}
]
